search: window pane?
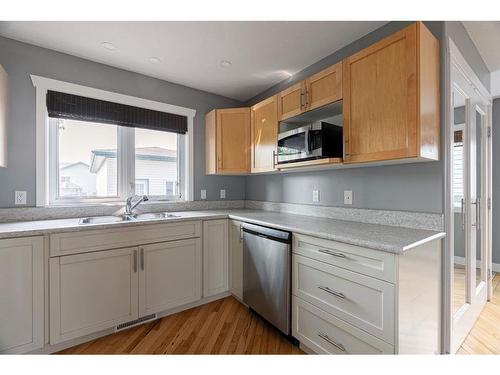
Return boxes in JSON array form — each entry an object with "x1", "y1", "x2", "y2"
[
  {"x1": 57, "y1": 119, "x2": 118, "y2": 198},
  {"x1": 135, "y1": 128, "x2": 178, "y2": 196}
]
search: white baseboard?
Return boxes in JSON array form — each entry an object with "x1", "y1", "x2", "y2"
[{"x1": 454, "y1": 256, "x2": 500, "y2": 272}]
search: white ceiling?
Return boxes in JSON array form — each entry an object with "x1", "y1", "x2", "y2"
[
  {"x1": 462, "y1": 21, "x2": 500, "y2": 97},
  {"x1": 0, "y1": 21, "x2": 387, "y2": 101}
]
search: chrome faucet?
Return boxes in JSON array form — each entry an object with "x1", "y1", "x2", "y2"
[{"x1": 125, "y1": 195, "x2": 149, "y2": 216}]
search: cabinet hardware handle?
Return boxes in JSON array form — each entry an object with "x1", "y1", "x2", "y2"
[
  {"x1": 305, "y1": 90, "x2": 309, "y2": 107},
  {"x1": 140, "y1": 248, "x2": 145, "y2": 271},
  {"x1": 300, "y1": 91, "x2": 305, "y2": 108},
  {"x1": 318, "y1": 285, "x2": 346, "y2": 299},
  {"x1": 239, "y1": 225, "x2": 243, "y2": 242},
  {"x1": 133, "y1": 249, "x2": 138, "y2": 273},
  {"x1": 318, "y1": 248, "x2": 346, "y2": 258},
  {"x1": 318, "y1": 332, "x2": 346, "y2": 352}
]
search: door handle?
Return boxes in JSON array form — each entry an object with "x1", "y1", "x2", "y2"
[
  {"x1": 461, "y1": 198, "x2": 466, "y2": 230},
  {"x1": 140, "y1": 247, "x2": 145, "y2": 271},
  {"x1": 473, "y1": 198, "x2": 481, "y2": 230},
  {"x1": 133, "y1": 249, "x2": 138, "y2": 273}
]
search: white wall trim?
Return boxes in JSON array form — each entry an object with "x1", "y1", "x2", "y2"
[{"x1": 31, "y1": 75, "x2": 196, "y2": 206}]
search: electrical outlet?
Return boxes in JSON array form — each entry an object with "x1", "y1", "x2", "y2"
[
  {"x1": 344, "y1": 190, "x2": 353, "y2": 205},
  {"x1": 15, "y1": 191, "x2": 27, "y2": 205},
  {"x1": 312, "y1": 190, "x2": 320, "y2": 203},
  {"x1": 220, "y1": 189, "x2": 226, "y2": 199},
  {"x1": 200, "y1": 189, "x2": 207, "y2": 200}
]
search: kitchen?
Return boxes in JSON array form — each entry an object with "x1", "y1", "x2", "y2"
[{"x1": 0, "y1": 2, "x2": 499, "y2": 372}]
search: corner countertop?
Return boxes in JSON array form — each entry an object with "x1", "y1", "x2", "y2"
[{"x1": 0, "y1": 209, "x2": 445, "y2": 254}]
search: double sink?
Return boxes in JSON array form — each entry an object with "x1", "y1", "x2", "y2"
[{"x1": 79, "y1": 212, "x2": 181, "y2": 225}]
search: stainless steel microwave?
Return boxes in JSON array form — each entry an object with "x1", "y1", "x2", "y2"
[{"x1": 276, "y1": 100, "x2": 343, "y2": 165}]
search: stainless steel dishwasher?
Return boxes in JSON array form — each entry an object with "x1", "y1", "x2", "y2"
[{"x1": 242, "y1": 222, "x2": 292, "y2": 335}]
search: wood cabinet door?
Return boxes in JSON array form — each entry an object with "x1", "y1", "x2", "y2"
[
  {"x1": 49, "y1": 247, "x2": 139, "y2": 344},
  {"x1": 0, "y1": 237, "x2": 44, "y2": 354},
  {"x1": 139, "y1": 239, "x2": 202, "y2": 317},
  {"x1": 216, "y1": 108, "x2": 250, "y2": 174},
  {"x1": 251, "y1": 96, "x2": 278, "y2": 173},
  {"x1": 305, "y1": 62, "x2": 343, "y2": 111},
  {"x1": 277, "y1": 82, "x2": 305, "y2": 121},
  {"x1": 229, "y1": 220, "x2": 243, "y2": 300},
  {"x1": 343, "y1": 24, "x2": 418, "y2": 163},
  {"x1": 203, "y1": 219, "x2": 229, "y2": 297}
]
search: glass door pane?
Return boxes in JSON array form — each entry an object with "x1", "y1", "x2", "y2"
[{"x1": 452, "y1": 86, "x2": 467, "y2": 315}]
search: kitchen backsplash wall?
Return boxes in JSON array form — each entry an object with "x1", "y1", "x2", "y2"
[{"x1": 0, "y1": 36, "x2": 246, "y2": 208}]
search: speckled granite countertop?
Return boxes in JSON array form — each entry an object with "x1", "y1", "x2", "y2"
[{"x1": 0, "y1": 209, "x2": 445, "y2": 254}]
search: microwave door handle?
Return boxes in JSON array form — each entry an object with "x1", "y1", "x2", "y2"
[{"x1": 305, "y1": 129, "x2": 310, "y2": 155}]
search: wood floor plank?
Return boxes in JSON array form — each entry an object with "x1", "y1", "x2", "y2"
[{"x1": 57, "y1": 296, "x2": 302, "y2": 355}]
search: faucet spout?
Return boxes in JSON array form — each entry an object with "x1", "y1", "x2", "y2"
[{"x1": 125, "y1": 195, "x2": 149, "y2": 215}]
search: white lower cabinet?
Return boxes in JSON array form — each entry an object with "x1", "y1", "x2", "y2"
[
  {"x1": 203, "y1": 219, "x2": 229, "y2": 297},
  {"x1": 139, "y1": 238, "x2": 202, "y2": 316},
  {"x1": 49, "y1": 247, "x2": 139, "y2": 344},
  {"x1": 229, "y1": 220, "x2": 243, "y2": 300},
  {"x1": 0, "y1": 236, "x2": 44, "y2": 353},
  {"x1": 292, "y1": 297, "x2": 394, "y2": 354}
]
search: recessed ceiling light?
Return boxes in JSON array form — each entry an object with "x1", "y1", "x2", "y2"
[
  {"x1": 149, "y1": 57, "x2": 162, "y2": 64},
  {"x1": 101, "y1": 42, "x2": 117, "y2": 51},
  {"x1": 220, "y1": 60, "x2": 232, "y2": 68}
]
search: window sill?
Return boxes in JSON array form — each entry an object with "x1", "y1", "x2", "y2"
[{"x1": 45, "y1": 198, "x2": 188, "y2": 209}]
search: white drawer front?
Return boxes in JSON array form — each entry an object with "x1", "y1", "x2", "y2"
[
  {"x1": 293, "y1": 254, "x2": 394, "y2": 343},
  {"x1": 50, "y1": 220, "x2": 201, "y2": 256},
  {"x1": 292, "y1": 297, "x2": 394, "y2": 354},
  {"x1": 293, "y1": 234, "x2": 395, "y2": 283}
]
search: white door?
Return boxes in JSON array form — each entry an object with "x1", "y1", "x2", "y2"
[
  {"x1": 449, "y1": 58, "x2": 491, "y2": 353},
  {"x1": 0, "y1": 237, "x2": 44, "y2": 354},
  {"x1": 49, "y1": 247, "x2": 139, "y2": 344},
  {"x1": 229, "y1": 220, "x2": 244, "y2": 300},
  {"x1": 203, "y1": 219, "x2": 229, "y2": 297},
  {"x1": 139, "y1": 238, "x2": 202, "y2": 316}
]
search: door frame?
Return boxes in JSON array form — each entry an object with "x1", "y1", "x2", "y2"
[{"x1": 443, "y1": 38, "x2": 493, "y2": 354}]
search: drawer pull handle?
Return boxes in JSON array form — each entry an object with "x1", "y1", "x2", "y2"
[
  {"x1": 318, "y1": 332, "x2": 346, "y2": 352},
  {"x1": 318, "y1": 285, "x2": 346, "y2": 299},
  {"x1": 318, "y1": 249, "x2": 346, "y2": 258},
  {"x1": 133, "y1": 249, "x2": 138, "y2": 273}
]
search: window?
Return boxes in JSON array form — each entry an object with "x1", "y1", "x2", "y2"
[
  {"x1": 453, "y1": 124, "x2": 465, "y2": 209},
  {"x1": 49, "y1": 118, "x2": 185, "y2": 204},
  {"x1": 134, "y1": 179, "x2": 149, "y2": 196}
]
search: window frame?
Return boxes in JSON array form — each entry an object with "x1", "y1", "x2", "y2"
[{"x1": 32, "y1": 75, "x2": 195, "y2": 207}]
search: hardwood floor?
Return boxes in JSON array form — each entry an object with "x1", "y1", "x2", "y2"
[
  {"x1": 458, "y1": 274, "x2": 500, "y2": 354},
  {"x1": 57, "y1": 296, "x2": 303, "y2": 354}
]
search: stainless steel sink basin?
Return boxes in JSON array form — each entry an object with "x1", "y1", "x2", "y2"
[
  {"x1": 78, "y1": 215, "x2": 135, "y2": 225},
  {"x1": 133, "y1": 212, "x2": 181, "y2": 220}
]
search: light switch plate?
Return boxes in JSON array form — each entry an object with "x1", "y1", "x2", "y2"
[
  {"x1": 312, "y1": 190, "x2": 320, "y2": 203},
  {"x1": 200, "y1": 190, "x2": 207, "y2": 200},
  {"x1": 220, "y1": 189, "x2": 226, "y2": 199},
  {"x1": 15, "y1": 191, "x2": 27, "y2": 205},
  {"x1": 344, "y1": 190, "x2": 353, "y2": 205}
]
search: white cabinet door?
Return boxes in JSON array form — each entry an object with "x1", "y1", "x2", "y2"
[
  {"x1": 229, "y1": 220, "x2": 243, "y2": 300},
  {"x1": 203, "y1": 219, "x2": 229, "y2": 297},
  {"x1": 49, "y1": 247, "x2": 139, "y2": 344},
  {"x1": 139, "y1": 238, "x2": 202, "y2": 316},
  {"x1": 0, "y1": 236, "x2": 44, "y2": 353}
]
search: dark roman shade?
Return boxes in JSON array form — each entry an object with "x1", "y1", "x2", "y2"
[{"x1": 46, "y1": 90, "x2": 187, "y2": 134}]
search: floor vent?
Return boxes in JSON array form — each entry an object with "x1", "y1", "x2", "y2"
[{"x1": 115, "y1": 314, "x2": 157, "y2": 332}]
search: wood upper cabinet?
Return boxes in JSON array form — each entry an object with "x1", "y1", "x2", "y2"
[
  {"x1": 277, "y1": 82, "x2": 305, "y2": 121},
  {"x1": 277, "y1": 62, "x2": 343, "y2": 122},
  {"x1": 343, "y1": 22, "x2": 440, "y2": 164},
  {"x1": 251, "y1": 96, "x2": 278, "y2": 173},
  {"x1": 205, "y1": 108, "x2": 250, "y2": 174},
  {"x1": 305, "y1": 61, "x2": 343, "y2": 111}
]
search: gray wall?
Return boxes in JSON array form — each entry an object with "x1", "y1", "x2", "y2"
[
  {"x1": 0, "y1": 36, "x2": 245, "y2": 207},
  {"x1": 244, "y1": 21, "x2": 491, "y2": 215},
  {"x1": 492, "y1": 99, "x2": 500, "y2": 264}
]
